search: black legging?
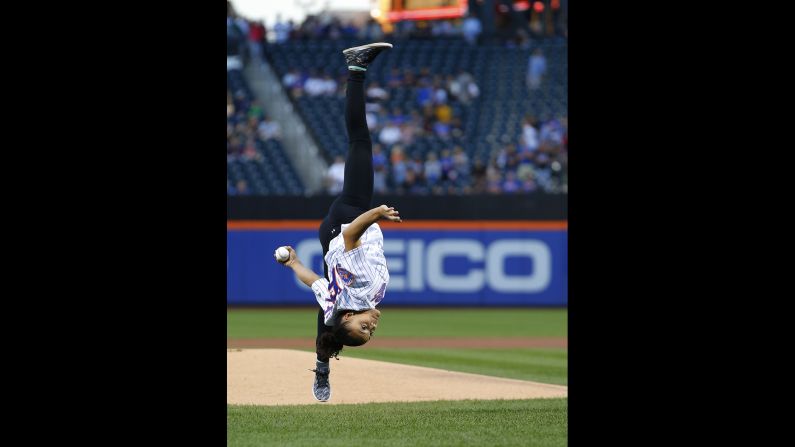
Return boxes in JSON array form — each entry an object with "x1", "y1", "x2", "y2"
[{"x1": 316, "y1": 70, "x2": 374, "y2": 361}]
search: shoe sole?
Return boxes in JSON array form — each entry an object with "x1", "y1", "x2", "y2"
[{"x1": 342, "y1": 42, "x2": 393, "y2": 54}]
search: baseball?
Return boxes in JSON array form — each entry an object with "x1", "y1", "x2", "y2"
[{"x1": 274, "y1": 246, "x2": 290, "y2": 262}]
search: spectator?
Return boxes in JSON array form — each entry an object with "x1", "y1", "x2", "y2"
[
  {"x1": 366, "y1": 108, "x2": 379, "y2": 131},
  {"x1": 424, "y1": 152, "x2": 442, "y2": 186},
  {"x1": 521, "y1": 116, "x2": 540, "y2": 152},
  {"x1": 433, "y1": 120, "x2": 452, "y2": 139},
  {"x1": 234, "y1": 16, "x2": 250, "y2": 49},
  {"x1": 402, "y1": 170, "x2": 427, "y2": 195},
  {"x1": 407, "y1": 152, "x2": 424, "y2": 177},
  {"x1": 303, "y1": 70, "x2": 326, "y2": 97},
  {"x1": 320, "y1": 73, "x2": 338, "y2": 96},
  {"x1": 390, "y1": 144, "x2": 406, "y2": 165},
  {"x1": 403, "y1": 68, "x2": 417, "y2": 87},
  {"x1": 486, "y1": 162, "x2": 503, "y2": 194},
  {"x1": 452, "y1": 146, "x2": 470, "y2": 173},
  {"x1": 390, "y1": 107, "x2": 408, "y2": 125},
  {"x1": 373, "y1": 164, "x2": 388, "y2": 194},
  {"x1": 399, "y1": 122, "x2": 418, "y2": 146},
  {"x1": 416, "y1": 79, "x2": 433, "y2": 107},
  {"x1": 440, "y1": 149, "x2": 454, "y2": 180},
  {"x1": 341, "y1": 21, "x2": 359, "y2": 38},
  {"x1": 514, "y1": 28, "x2": 531, "y2": 50},
  {"x1": 435, "y1": 102, "x2": 452, "y2": 123},
  {"x1": 258, "y1": 117, "x2": 280, "y2": 140},
  {"x1": 534, "y1": 165, "x2": 553, "y2": 190},
  {"x1": 431, "y1": 20, "x2": 455, "y2": 37},
  {"x1": 360, "y1": 18, "x2": 384, "y2": 41},
  {"x1": 502, "y1": 171, "x2": 520, "y2": 193},
  {"x1": 395, "y1": 19, "x2": 415, "y2": 39},
  {"x1": 372, "y1": 144, "x2": 388, "y2": 194},
  {"x1": 445, "y1": 74, "x2": 459, "y2": 99},
  {"x1": 379, "y1": 121, "x2": 402, "y2": 146},
  {"x1": 470, "y1": 159, "x2": 487, "y2": 193},
  {"x1": 527, "y1": 48, "x2": 547, "y2": 90},
  {"x1": 232, "y1": 89, "x2": 249, "y2": 113},
  {"x1": 227, "y1": 135, "x2": 240, "y2": 158},
  {"x1": 372, "y1": 144, "x2": 387, "y2": 170},
  {"x1": 242, "y1": 138, "x2": 262, "y2": 161},
  {"x1": 420, "y1": 104, "x2": 435, "y2": 133},
  {"x1": 462, "y1": 13, "x2": 482, "y2": 45},
  {"x1": 366, "y1": 82, "x2": 389, "y2": 101},
  {"x1": 391, "y1": 146, "x2": 408, "y2": 187},
  {"x1": 450, "y1": 117, "x2": 464, "y2": 139},
  {"x1": 248, "y1": 100, "x2": 264, "y2": 121},
  {"x1": 375, "y1": 108, "x2": 389, "y2": 131},
  {"x1": 326, "y1": 156, "x2": 345, "y2": 194},
  {"x1": 432, "y1": 79, "x2": 448, "y2": 105},
  {"x1": 282, "y1": 69, "x2": 303, "y2": 97},
  {"x1": 417, "y1": 67, "x2": 433, "y2": 85},
  {"x1": 327, "y1": 18, "x2": 342, "y2": 40},
  {"x1": 449, "y1": 71, "x2": 479, "y2": 104},
  {"x1": 521, "y1": 175, "x2": 538, "y2": 192},
  {"x1": 386, "y1": 68, "x2": 404, "y2": 88},
  {"x1": 504, "y1": 144, "x2": 520, "y2": 172},
  {"x1": 409, "y1": 110, "x2": 425, "y2": 135},
  {"x1": 248, "y1": 20, "x2": 266, "y2": 59},
  {"x1": 540, "y1": 117, "x2": 564, "y2": 145},
  {"x1": 236, "y1": 179, "x2": 250, "y2": 195},
  {"x1": 274, "y1": 15, "x2": 291, "y2": 44},
  {"x1": 517, "y1": 154, "x2": 535, "y2": 181}
]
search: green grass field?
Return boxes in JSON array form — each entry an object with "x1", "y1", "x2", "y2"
[
  {"x1": 344, "y1": 348, "x2": 567, "y2": 385},
  {"x1": 228, "y1": 398, "x2": 567, "y2": 447},
  {"x1": 227, "y1": 308, "x2": 567, "y2": 338},
  {"x1": 228, "y1": 308, "x2": 568, "y2": 446}
]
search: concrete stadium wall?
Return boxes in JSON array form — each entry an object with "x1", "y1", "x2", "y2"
[{"x1": 227, "y1": 193, "x2": 567, "y2": 220}]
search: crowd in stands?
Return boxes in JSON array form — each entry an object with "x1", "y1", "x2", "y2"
[
  {"x1": 228, "y1": 13, "x2": 485, "y2": 62},
  {"x1": 271, "y1": 14, "x2": 484, "y2": 45},
  {"x1": 325, "y1": 114, "x2": 567, "y2": 196},
  {"x1": 228, "y1": 1, "x2": 566, "y2": 196},
  {"x1": 227, "y1": 92, "x2": 272, "y2": 195},
  {"x1": 302, "y1": 61, "x2": 567, "y2": 195},
  {"x1": 227, "y1": 30, "x2": 307, "y2": 196}
]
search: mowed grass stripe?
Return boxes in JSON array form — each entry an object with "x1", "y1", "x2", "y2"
[
  {"x1": 343, "y1": 348, "x2": 567, "y2": 385},
  {"x1": 227, "y1": 308, "x2": 567, "y2": 338},
  {"x1": 228, "y1": 398, "x2": 567, "y2": 447}
]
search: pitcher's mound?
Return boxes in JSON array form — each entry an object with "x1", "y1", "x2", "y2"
[{"x1": 228, "y1": 349, "x2": 567, "y2": 406}]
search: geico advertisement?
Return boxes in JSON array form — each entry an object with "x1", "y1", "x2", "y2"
[{"x1": 227, "y1": 226, "x2": 567, "y2": 306}]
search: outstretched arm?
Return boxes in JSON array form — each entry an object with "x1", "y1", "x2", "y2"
[
  {"x1": 343, "y1": 204, "x2": 402, "y2": 251},
  {"x1": 277, "y1": 246, "x2": 321, "y2": 287}
]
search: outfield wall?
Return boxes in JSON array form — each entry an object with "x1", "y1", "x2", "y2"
[{"x1": 227, "y1": 220, "x2": 567, "y2": 306}]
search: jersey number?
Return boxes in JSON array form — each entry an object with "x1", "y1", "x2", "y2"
[
  {"x1": 328, "y1": 267, "x2": 343, "y2": 302},
  {"x1": 373, "y1": 283, "x2": 386, "y2": 305}
]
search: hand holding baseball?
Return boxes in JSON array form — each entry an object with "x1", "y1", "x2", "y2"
[{"x1": 275, "y1": 246, "x2": 298, "y2": 266}]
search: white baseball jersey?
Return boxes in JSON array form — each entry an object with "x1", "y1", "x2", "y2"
[{"x1": 311, "y1": 223, "x2": 389, "y2": 326}]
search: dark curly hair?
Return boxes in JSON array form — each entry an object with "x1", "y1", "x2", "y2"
[{"x1": 316, "y1": 310, "x2": 369, "y2": 360}]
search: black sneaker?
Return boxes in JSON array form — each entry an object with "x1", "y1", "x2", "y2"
[
  {"x1": 310, "y1": 361, "x2": 331, "y2": 402},
  {"x1": 342, "y1": 42, "x2": 393, "y2": 71}
]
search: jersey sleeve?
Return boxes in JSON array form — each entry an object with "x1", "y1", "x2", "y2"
[
  {"x1": 311, "y1": 278, "x2": 330, "y2": 308},
  {"x1": 311, "y1": 278, "x2": 336, "y2": 326}
]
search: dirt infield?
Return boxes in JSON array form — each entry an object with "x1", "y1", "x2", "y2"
[
  {"x1": 227, "y1": 337, "x2": 567, "y2": 349},
  {"x1": 228, "y1": 349, "x2": 568, "y2": 406}
]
